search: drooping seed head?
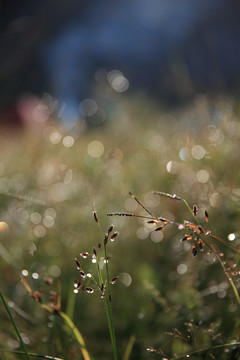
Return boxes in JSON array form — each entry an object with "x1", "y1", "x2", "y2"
[
  {"x1": 110, "y1": 232, "x2": 119, "y2": 241},
  {"x1": 111, "y1": 276, "x2": 119, "y2": 284},
  {"x1": 107, "y1": 224, "x2": 114, "y2": 234}
]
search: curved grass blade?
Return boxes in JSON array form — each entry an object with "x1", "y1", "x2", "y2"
[{"x1": 0, "y1": 348, "x2": 64, "y2": 360}]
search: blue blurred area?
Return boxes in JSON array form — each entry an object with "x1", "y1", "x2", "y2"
[{"x1": 0, "y1": 0, "x2": 240, "y2": 127}]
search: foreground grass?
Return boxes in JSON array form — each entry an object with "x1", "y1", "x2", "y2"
[{"x1": 0, "y1": 95, "x2": 239, "y2": 359}]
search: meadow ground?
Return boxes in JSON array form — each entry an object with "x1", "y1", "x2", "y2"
[{"x1": 0, "y1": 94, "x2": 240, "y2": 359}]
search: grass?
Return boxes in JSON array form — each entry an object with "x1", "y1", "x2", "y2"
[{"x1": 0, "y1": 94, "x2": 240, "y2": 359}]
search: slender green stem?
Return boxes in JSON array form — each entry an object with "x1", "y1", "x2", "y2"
[
  {"x1": 171, "y1": 341, "x2": 240, "y2": 359},
  {"x1": 0, "y1": 289, "x2": 31, "y2": 360},
  {"x1": 104, "y1": 244, "x2": 118, "y2": 360},
  {"x1": 95, "y1": 253, "x2": 116, "y2": 352},
  {"x1": 0, "y1": 348, "x2": 64, "y2": 359},
  {"x1": 96, "y1": 254, "x2": 117, "y2": 359},
  {"x1": 94, "y1": 211, "x2": 118, "y2": 360}
]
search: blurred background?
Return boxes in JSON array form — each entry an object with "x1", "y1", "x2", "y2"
[
  {"x1": 1, "y1": 0, "x2": 240, "y2": 128},
  {"x1": 0, "y1": 1, "x2": 240, "y2": 360}
]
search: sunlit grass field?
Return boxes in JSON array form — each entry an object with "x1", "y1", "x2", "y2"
[{"x1": 0, "y1": 94, "x2": 240, "y2": 359}]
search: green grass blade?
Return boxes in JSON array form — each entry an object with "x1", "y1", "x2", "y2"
[
  {"x1": 0, "y1": 289, "x2": 31, "y2": 360},
  {"x1": 122, "y1": 335, "x2": 136, "y2": 360},
  {"x1": 66, "y1": 282, "x2": 76, "y2": 320},
  {"x1": 0, "y1": 348, "x2": 64, "y2": 359},
  {"x1": 59, "y1": 311, "x2": 92, "y2": 360}
]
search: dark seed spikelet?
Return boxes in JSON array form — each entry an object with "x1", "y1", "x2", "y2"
[
  {"x1": 93, "y1": 211, "x2": 99, "y2": 223},
  {"x1": 85, "y1": 287, "x2": 94, "y2": 294},
  {"x1": 205, "y1": 210, "x2": 209, "y2": 223},
  {"x1": 111, "y1": 277, "x2": 118, "y2": 284},
  {"x1": 192, "y1": 246, "x2": 198, "y2": 257},
  {"x1": 74, "y1": 280, "x2": 82, "y2": 289},
  {"x1": 75, "y1": 258, "x2": 81, "y2": 270},
  {"x1": 147, "y1": 220, "x2": 159, "y2": 224},
  {"x1": 158, "y1": 217, "x2": 168, "y2": 223},
  {"x1": 104, "y1": 233, "x2": 109, "y2": 245},
  {"x1": 80, "y1": 252, "x2": 89, "y2": 258},
  {"x1": 181, "y1": 234, "x2": 192, "y2": 241},
  {"x1": 193, "y1": 205, "x2": 198, "y2": 216},
  {"x1": 110, "y1": 232, "x2": 119, "y2": 241},
  {"x1": 108, "y1": 224, "x2": 114, "y2": 234},
  {"x1": 154, "y1": 225, "x2": 165, "y2": 231}
]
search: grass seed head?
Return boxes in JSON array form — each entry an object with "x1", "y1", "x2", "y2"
[
  {"x1": 75, "y1": 258, "x2": 81, "y2": 270},
  {"x1": 93, "y1": 211, "x2": 99, "y2": 223},
  {"x1": 193, "y1": 205, "x2": 198, "y2": 216},
  {"x1": 110, "y1": 231, "x2": 119, "y2": 241},
  {"x1": 108, "y1": 224, "x2": 114, "y2": 234}
]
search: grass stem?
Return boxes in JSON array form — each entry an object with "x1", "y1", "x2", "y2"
[{"x1": 0, "y1": 289, "x2": 31, "y2": 360}]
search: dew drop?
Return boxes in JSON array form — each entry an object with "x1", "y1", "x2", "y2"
[
  {"x1": 92, "y1": 257, "x2": 97, "y2": 264},
  {"x1": 228, "y1": 233, "x2": 235, "y2": 241},
  {"x1": 22, "y1": 269, "x2": 28, "y2": 277},
  {"x1": 32, "y1": 272, "x2": 39, "y2": 279}
]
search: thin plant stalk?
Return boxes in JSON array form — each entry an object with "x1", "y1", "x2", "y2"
[
  {"x1": 94, "y1": 214, "x2": 118, "y2": 360},
  {"x1": 0, "y1": 348, "x2": 64, "y2": 360},
  {"x1": 104, "y1": 243, "x2": 117, "y2": 358},
  {"x1": 94, "y1": 249, "x2": 116, "y2": 358},
  {"x1": 170, "y1": 341, "x2": 240, "y2": 360},
  {"x1": 0, "y1": 289, "x2": 31, "y2": 360}
]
